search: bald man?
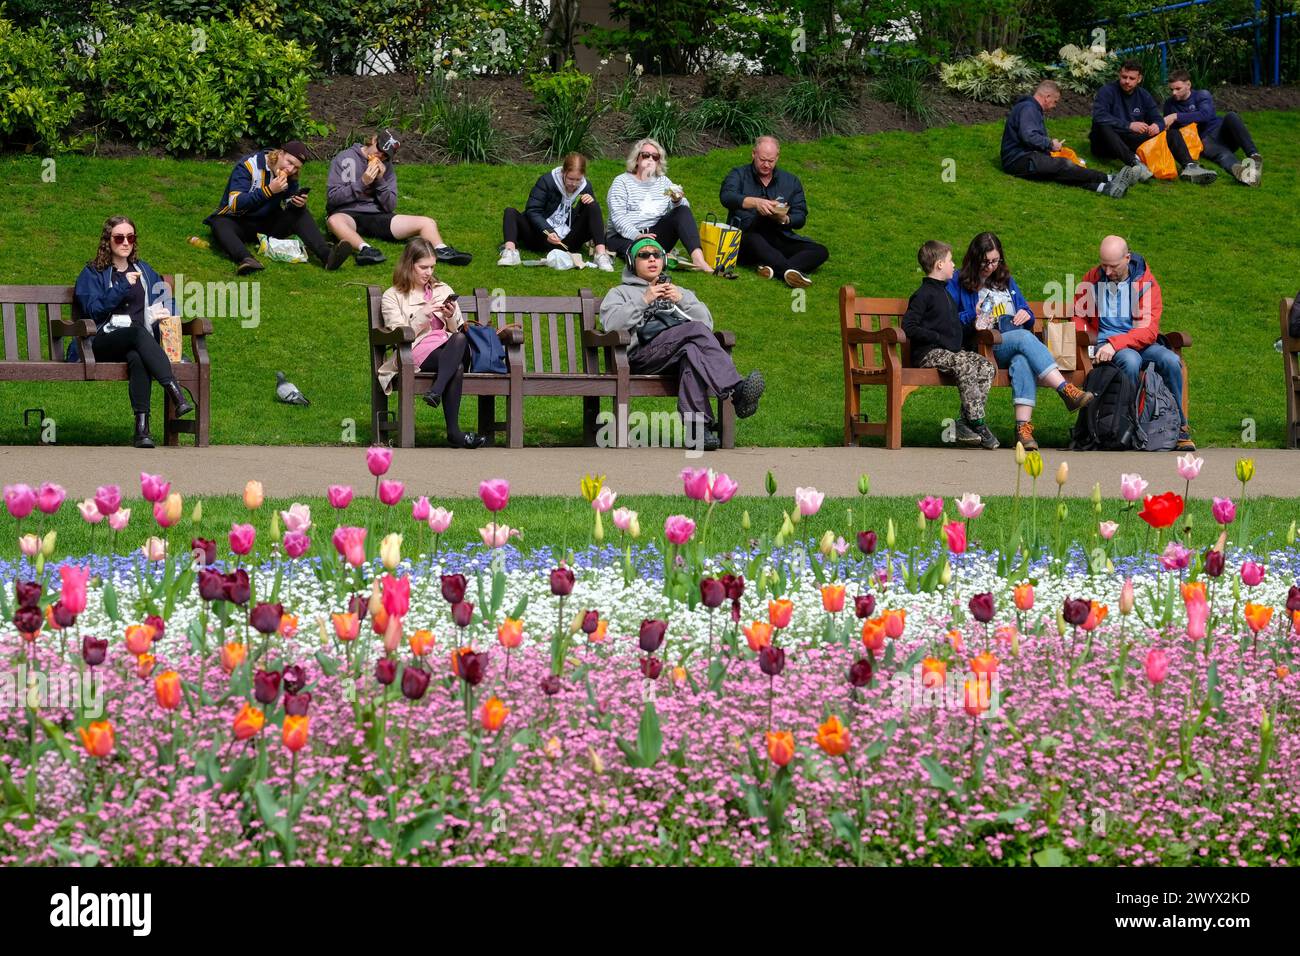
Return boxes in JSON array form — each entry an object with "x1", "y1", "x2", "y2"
[
  {"x1": 1072, "y1": 236, "x2": 1194, "y2": 451},
  {"x1": 720, "y1": 135, "x2": 829, "y2": 287}
]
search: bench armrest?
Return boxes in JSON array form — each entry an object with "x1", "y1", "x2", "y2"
[
  {"x1": 1163, "y1": 331, "x2": 1192, "y2": 351},
  {"x1": 972, "y1": 329, "x2": 1003, "y2": 346},
  {"x1": 50, "y1": 319, "x2": 96, "y2": 338},
  {"x1": 714, "y1": 329, "x2": 736, "y2": 349},
  {"x1": 371, "y1": 326, "x2": 415, "y2": 346},
  {"x1": 182, "y1": 317, "x2": 213, "y2": 336},
  {"x1": 583, "y1": 329, "x2": 629, "y2": 348},
  {"x1": 496, "y1": 326, "x2": 525, "y2": 346},
  {"x1": 845, "y1": 326, "x2": 906, "y2": 345}
]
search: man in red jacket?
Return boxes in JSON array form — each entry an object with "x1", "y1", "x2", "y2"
[{"x1": 1072, "y1": 235, "x2": 1194, "y2": 451}]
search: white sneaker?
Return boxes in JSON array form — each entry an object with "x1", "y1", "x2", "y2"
[
  {"x1": 594, "y1": 252, "x2": 614, "y2": 272},
  {"x1": 496, "y1": 247, "x2": 521, "y2": 266},
  {"x1": 1242, "y1": 157, "x2": 1261, "y2": 187},
  {"x1": 1133, "y1": 161, "x2": 1155, "y2": 183}
]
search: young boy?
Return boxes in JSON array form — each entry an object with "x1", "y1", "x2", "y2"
[{"x1": 902, "y1": 240, "x2": 999, "y2": 449}]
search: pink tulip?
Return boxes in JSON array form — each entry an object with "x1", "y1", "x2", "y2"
[
  {"x1": 1158, "y1": 540, "x2": 1191, "y2": 571},
  {"x1": 1120, "y1": 578, "x2": 1135, "y2": 615},
  {"x1": 280, "y1": 503, "x2": 312, "y2": 534},
  {"x1": 59, "y1": 564, "x2": 89, "y2": 615},
  {"x1": 591, "y1": 487, "x2": 617, "y2": 513},
  {"x1": 327, "y1": 485, "x2": 354, "y2": 509},
  {"x1": 611, "y1": 507, "x2": 635, "y2": 532},
  {"x1": 955, "y1": 493, "x2": 984, "y2": 520},
  {"x1": 681, "y1": 468, "x2": 711, "y2": 502},
  {"x1": 36, "y1": 483, "x2": 66, "y2": 515},
  {"x1": 1144, "y1": 648, "x2": 1169, "y2": 684},
  {"x1": 1211, "y1": 497, "x2": 1236, "y2": 525},
  {"x1": 428, "y1": 508, "x2": 453, "y2": 534},
  {"x1": 141, "y1": 537, "x2": 167, "y2": 561},
  {"x1": 94, "y1": 484, "x2": 122, "y2": 516},
  {"x1": 479, "y1": 479, "x2": 510, "y2": 513},
  {"x1": 283, "y1": 530, "x2": 311, "y2": 558},
  {"x1": 1098, "y1": 521, "x2": 1118, "y2": 540},
  {"x1": 664, "y1": 515, "x2": 696, "y2": 545},
  {"x1": 1176, "y1": 453, "x2": 1203, "y2": 481},
  {"x1": 152, "y1": 500, "x2": 179, "y2": 529},
  {"x1": 18, "y1": 534, "x2": 39, "y2": 557},
  {"x1": 794, "y1": 486, "x2": 824, "y2": 517},
  {"x1": 1241, "y1": 561, "x2": 1264, "y2": 587},
  {"x1": 478, "y1": 524, "x2": 521, "y2": 548},
  {"x1": 381, "y1": 574, "x2": 411, "y2": 620},
  {"x1": 78, "y1": 500, "x2": 104, "y2": 524},
  {"x1": 411, "y1": 496, "x2": 431, "y2": 522},
  {"x1": 378, "y1": 480, "x2": 405, "y2": 506},
  {"x1": 711, "y1": 473, "x2": 739, "y2": 504},
  {"x1": 833, "y1": 536, "x2": 849, "y2": 557},
  {"x1": 229, "y1": 523, "x2": 256, "y2": 556},
  {"x1": 3, "y1": 484, "x2": 36, "y2": 519},
  {"x1": 1184, "y1": 586, "x2": 1208, "y2": 641},
  {"x1": 332, "y1": 526, "x2": 368, "y2": 567},
  {"x1": 108, "y1": 509, "x2": 131, "y2": 532},
  {"x1": 366, "y1": 446, "x2": 392, "y2": 477},
  {"x1": 917, "y1": 496, "x2": 943, "y2": 521},
  {"x1": 1120, "y1": 473, "x2": 1148, "y2": 502},
  {"x1": 943, "y1": 520, "x2": 967, "y2": 554},
  {"x1": 140, "y1": 472, "x2": 170, "y2": 503}
]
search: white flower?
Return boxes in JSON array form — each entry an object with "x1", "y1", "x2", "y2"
[
  {"x1": 599, "y1": 58, "x2": 608, "y2": 66},
  {"x1": 634, "y1": 63, "x2": 644, "y2": 76},
  {"x1": 445, "y1": 70, "x2": 459, "y2": 80}
]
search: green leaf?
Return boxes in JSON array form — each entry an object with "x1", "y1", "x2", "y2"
[
  {"x1": 490, "y1": 568, "x2": 506, "y2": 618},
  {"x1": 707, "y1": 658, "x2": 727, "y2": 693},
  {"x1": 253, "y1": 782, "x2": 291, "y2": 846},
  {"x1": 38, "y1": 718, "x2": 76, "y2": 765},
  {"x1": 636, "y1": 700, "x2": 663, "y2": 768},
  {"x1": 1033, "y1": 735, "x2": 1063, "y2": 753},
  {"x1": 1033, "y1": 846, "x2": 1068, "y2": 867},
  {"x1": 918, "y1": 755, "x2": 956, "y2": 793},
  {"x1": 830, "y1": 810, "x2": 859, "y2": 843},
  {"x1": 314, "y1": 651, "x2": 340, "y2": 677},
  {"x1": 220, "y1": 756, "x2": 255, "y2": 794},
  {"x1": 996, "y1": 802, "x2": 1033, "y2": 823},
  {"x1": 397, "y1": 808, "x2": 445, "y2": 856},
  {"x1": 102, "y1": 578, "x2": 120, "y2": 621}
]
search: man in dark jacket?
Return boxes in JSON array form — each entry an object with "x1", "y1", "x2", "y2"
[
  {"x1": 719, "y1": 136, "x2": 828, "y2": 288},
  {"x1": 1002, "y1": 81, "x2": 1139, "y2": 198},
  {"x1": 325, "y1": 129, "x2": 472, "y2": 267},
  {"x1": 1088, "y1": 60, "x2": 1162, "y2": 181},
  {"x1": 1162, "y1": 70, "x2": 1262, "y2": 186}
]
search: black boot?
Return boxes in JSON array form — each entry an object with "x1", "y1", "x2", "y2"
[
  {"x1": 133, "y1": 413, "x2": 155, "y2": 449},
  {"x1": 164, "y1": 380, "x2": 194, "y2": 417}
]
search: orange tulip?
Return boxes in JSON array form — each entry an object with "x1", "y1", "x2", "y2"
[
  {"x1": 1291, "y1": 609, "x2": 1300, "y2": 633},
  {"x1": 994, "y1": 624, "x2": 1018, "y2": 645},
  {"x1": 409, "y1": 628, "x2": 435, "y2": 656},
  {"x1": 743, "y1": 620, "x2": 773, "y2": 652},
  {"x1": 221, "y1": 641, "x2": 247, "y2": 674},
  {"x1": 1276, "y1": 666, "x2": 1291, "y2": 681},
  {"x1": 282, "y1": 714, "x2": 309, "y2": 752},
  {"x1": 233, "y1": 702, "x2": 265, "y2": 740},
  {"x1": 154, "y1": 670, "x2": 181, "y2": 710},
  {"x1": 768, "y1": 599, "x2": 794, "y2": 629},
  {"x1": 1080, "y1": 602, "x2": 1108, "y2": 631},
  {"x1": 450, "y1": 646, "x2": 473, "y2": 677},
  {"x1": 1244, "y1": 603, "x2": 1274, "y2": 634},
  {"x1": 135, "y1": 653, "x2": 156, "y2": 679},
  {"x1": 861, "y1": 616, "x2": 886, "y2": 652},
  {"x1": 970, "y1": 651, "x2": 1000, "y2": 679},
  {"x1": 920, "y1": 657, "x2": 947, "y2": 689},
  {"x1": 77, "y1": 720, "x2": 114, "y2": 758},
  {"x1": 1181, "y1": 581, "x2": 1207, "y2": 603},
  {"x1": 766, "y1": 730, "x2": 795, "y2": 767},
  {"x1": 589, "y1": 619, "x2": 608, "y2": 643},
  {"x1": 963, "y1": 676, "x2": 991, "y2": 717},
  {"x1": 497, "y1": 618, "x2": 523, "y2": 649},
  {"x1": 278, "y1": 613, "x2": 298, "y2": 638},
  {"x1": 820, "y1": 584, "x2": 846, "y2": 613},
  {"x1": 671, "y1": 666, "x2": 687, "y2": 686},
  {"x1": 479, "y1": 696, "x2": 509, "y2": 732},
  {"x1": 371, "y1": 605, "x2": 390, "y2": 635},
  {"x1": 124, "y1": 623, "x2": 156, "y2": 656},
  {"x1": 815, "y1": 714, "x2": 851, "y2": 757},
  {"x1": 1012, "y1": 583, "x2": 1034, "y2": 611},
  {"x1": 882, "y1": 608, "x2": 906, "y2": 638},
  {"x1": 946, "y1": 629, "x2": 964, "y2": 653},
  {"x1": 331, "y1": 612, "x2": 360, "y2": 641}
]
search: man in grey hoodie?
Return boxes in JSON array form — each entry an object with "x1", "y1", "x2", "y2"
[{"x1": 600, "y1": 238, "x2": 764, "y2": 450}]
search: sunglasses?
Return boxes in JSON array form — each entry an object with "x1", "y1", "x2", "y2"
[
  {"x1": 111, "y1": 234, "x2": 136, "y2": 244},
  {"x1": 636, "y1": 250, "x2": 664, "y2": 260},
  {"x1": 639, "y1": 151, "x2": 661, "y2": 160}
]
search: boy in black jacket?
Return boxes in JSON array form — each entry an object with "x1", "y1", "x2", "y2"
[{"x1": 903, "y1": 240, "x2": 998, "y2": 449}]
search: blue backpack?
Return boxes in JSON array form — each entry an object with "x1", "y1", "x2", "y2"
[{"x1": 464, "y1": 322, "x2": 507, "y2": 374}]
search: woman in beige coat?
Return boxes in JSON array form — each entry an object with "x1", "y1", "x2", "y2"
[{"x1": 378, "y1": 238, "x2": 488, "y2": 448}]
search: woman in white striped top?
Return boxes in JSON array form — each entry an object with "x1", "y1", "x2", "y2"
[{"x1": 605, "y1": 138, "x2": 713, "y2": 273}]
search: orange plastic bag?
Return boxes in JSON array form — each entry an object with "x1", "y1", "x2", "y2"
[
  {"x1": 1050, "y1": 146, "x2": 1086, "y2": 167},
  {"x1": 1136, "y1": 123, "x2": 1202, "y2": 179}
]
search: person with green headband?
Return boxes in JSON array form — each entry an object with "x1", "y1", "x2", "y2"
[{"x1": 600, "y1": 238, "x2": 765, "y2": 451}]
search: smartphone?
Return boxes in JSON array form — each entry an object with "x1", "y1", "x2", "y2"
[
  {"x1": 653, "y1": 275, "x2": 670, "y2": 285},
  {"x1": 445, "y1": 293, "x2": 459, "y2": 303},
  {"x1": 296, "y1": 187, "x2": 311, "y2": 196}
]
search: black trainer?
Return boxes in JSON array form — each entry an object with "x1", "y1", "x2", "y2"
[
  {"x1": 355, "y1": 245, "x2": 386, "y2": 266},
  {"x1": 702, "y1": 426, "x2": 722, "y2": 452},
  {"x1": 435, "y1": 245, "x2": 473, "y2": 266},
  {"x1": 453, "y1": 431, "x2": 488, "y2": 449},
  {"x1": 325, "y1": 242, "x2": 351, "y2": 271},
  {"x1": 236, "y1": 257, "x2": 264, "y2": 275},
  {"x1": 954, "y1": 420, "x2": 982, "y2": 446},
  {"x1": 731, "y1": 370, "x2": 765, "y2": 418},
  {"x1": 971, "y1": 421, "x2": 1001, "y2": 450}
]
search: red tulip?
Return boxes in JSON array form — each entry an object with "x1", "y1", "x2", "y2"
[{"x1": 1138, "y1": 492, "x2": 1184, "y2": 529}]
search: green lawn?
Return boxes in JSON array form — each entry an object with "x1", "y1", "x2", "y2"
[{"x1": 4, "y1": 109, "x2": 1297, "y2": 448}]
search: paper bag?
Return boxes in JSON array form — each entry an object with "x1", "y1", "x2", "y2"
[
  {"x1": 159, "y1": 315, "x2": 183, "y2": 363},
  {"x1": 1045, "y1": 320, "x2": 1076, "y2": 372}
]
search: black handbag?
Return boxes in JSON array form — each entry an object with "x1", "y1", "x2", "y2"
[{"x1": 636, "y1": 309, "x2": 686, "y2": 348}]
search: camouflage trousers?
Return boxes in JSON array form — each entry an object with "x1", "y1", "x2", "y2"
[{"x1": 917, "y1": 348, "x2": 995, "y2": 422}]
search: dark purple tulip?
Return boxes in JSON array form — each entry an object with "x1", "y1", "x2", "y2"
[
  {"x1": 82, "y1": 635, "x2": 108, "y2": 667},
  {"x1": 758, "y1": 645, "x2": 786, "y2": 677},
  {"x1": 401, "y1": 665, "x2": 431, "y2": 700},
  {"x1": 451, "y1": 601, "x2": 475, "y2": 629},
  {"x1": 198, "y1": 569, "x2": 225, "y2": 602},
  {"x1": 640, "y1": 656, "x2": 663, "y2": 679},
  {"x1": 549, "y1": 566, "x2": 575, "y2": 596},
  {"x1": 638, "y1": 618, "x2": 667, "y2": 653},
  {"x1": 857, "y1": 530, "x2": 878, "y2": 555},
  {"x1": 52, "y1": 601, "x2": 77, "y2": 629},
  {"x1": 223, "y1": 569, "x2": 250, "y2": 606},
  {"x1": 282, "y1": 664, "x2": 307, "y2": 695},
  {"x1": 375, "y1": 658, "x2": 397, "y2": 685},
  {"x1": 440, "y1": 573, "x2": 467, "y2": 605},
  {"x1": 190, "y1": 537, "x2": 217, "y2": 565},
  {"x1": 848, "y1": 657, "x2": 873, "y2": 687},
  {"x1": 13, "y1": 606, "x2": 41, "y2": 634},
  {"x1": 144, "y1": 614, "x2": 166, "y2": 638},
  {"x1": 1063, "y1": 598, "x2": 1091, "y2": 627},
  {"x1": 581, "y1": 610, "x2": 600, "y2": 634},
  {"x1": 854, "y1": 593, "x2": 876, "y2": 619},
  {"x1": 455, "y1": 649, "x2": 488, "y2": 686},
  {"x1": 968, "y1": 592, "x2": 995, "y2": 624},
  {"x1": 253, "y1": 669, "x2": 282, "y2": 705},
  {"x1": 721, "y1": 573, "x2": 745, "y2": 601},
  {"x1": 15, "y1": 581, "x2": 41, "y2": 607},
  {"x1": 1204, "y1": 549, "x2": 1225, "y2": 579},
  {"x1": 1287, "y1": 585, "x2": 1300, "y2": 613},
  {"x1": 249, "y1": 602, "x2": 284, "y2": 635},
  {"x1": 699, "y1": 577, "x2": 725, "y2": 609},
  {"x1": 540, "y1": 674, "x2": 562, "y2": 696},
  {"x1": 283, "y1": 691, "x2": 312, "y2": 716},
  {"x1": 348, "y1": 592, "x2": 369, "y2": 620}
]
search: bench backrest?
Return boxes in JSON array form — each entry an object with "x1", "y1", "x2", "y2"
[{"x1": 0, "y1": 285, "x2": 76, "y2": 363}]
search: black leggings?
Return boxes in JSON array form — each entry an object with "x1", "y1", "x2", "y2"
[
  {"x1": 92, "y1": 322, "x2": 176, "y2": 415},
  {"x1": 502, "y1": 203, "x2": 604, "y2": 254},
  {"x1": 1168, "y1": 113, "x2": 1258, "y2": 171},
  {"x1": 605, "y1": 205, "x2": 702, "y2": 259},
  {"x1": 208, "y1": 205, "x2": 331, "y2": 264},
  {"x1": 738, "y1": 222, "x2": 830, "y2": 275},
  {"x1": 419, "y1": 331, "x2": 469, "y2": 443}
]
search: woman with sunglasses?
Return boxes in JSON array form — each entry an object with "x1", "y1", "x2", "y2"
[
  {"x1": 498, "y1": 152, "x2": 613, "y2": 270},
  {"x1": 605, "y1": 139, "x2": 713, "y2": 273},
  {"x1": 948, "y1": 232, "x2": 1093, "y2": 451},
  {"x1": 73, "y1": 216, "x2": 194, "y2": 449}
]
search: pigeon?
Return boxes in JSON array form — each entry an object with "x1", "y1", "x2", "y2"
[{"x1": 275, "y1": 371, "x2": 310, "y2": 406}]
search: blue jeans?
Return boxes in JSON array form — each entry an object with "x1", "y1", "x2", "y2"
[
  {"x1": 1110, "y1": 342, "x2": 1185, "y2": 425},
  {"x1": 993, "y1": 328, "x2": 1057, "y2": 407}
]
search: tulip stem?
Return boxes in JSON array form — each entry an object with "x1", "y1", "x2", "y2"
[{"x1": 289, "y1": 749, "x2": 298, "y2": 808}]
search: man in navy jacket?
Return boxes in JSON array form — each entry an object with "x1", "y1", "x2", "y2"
[
  {"x1": 719, "y1": 136, "x2": 828, "y2": 288},
  {"x1": 1162, "y1": 69, "x2": 1262, "y2": 186},
  {"x1": 1088, "y1": 60, "x2": 1163, "y2": 182}
]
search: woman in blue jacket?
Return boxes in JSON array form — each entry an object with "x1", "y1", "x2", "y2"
[
  {"x1": 73, "y1": 216, "x2": 193, "y2": 448},
  {"x1": 947, "y1": 232, "x2": 1092, "y2": 451}
]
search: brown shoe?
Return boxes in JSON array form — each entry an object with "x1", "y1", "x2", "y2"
[
  {"x1": 1015, "y1": 421, "x2": 1038, "y2": 451},
  {"x1": 1059, "y1": 382, "x2": 1094, "y2": 413},
  {"x1": 1175, "y1": 425, "x2": 1196, "y2": 452}
]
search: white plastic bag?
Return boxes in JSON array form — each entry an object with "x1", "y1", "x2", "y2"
[{"x1": 256, "y1": 233, "x2": 308, "y2": 263}]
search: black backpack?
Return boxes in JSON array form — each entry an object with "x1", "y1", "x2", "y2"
[{"x1": 1071, "y1": 363, "x2": 1137, "y2": 450}]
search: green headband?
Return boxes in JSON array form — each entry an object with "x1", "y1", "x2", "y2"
[{"x1": 627, "y1": 238, "x2": 666, "y2": 263}]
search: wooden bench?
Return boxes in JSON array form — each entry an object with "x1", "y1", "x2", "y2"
[
  {"x1": 1281, "y1": 297, "x2": 1300, "y2": 448},
  {"x1": 368, "y1": 286, "x2": 737, "y2": 449},
  {"x1": 839, "y1": 285, "x2": 1191, "y2": 448},
  {"x1": 0, "y1": 278, "x2": 211, "y2": 446}
]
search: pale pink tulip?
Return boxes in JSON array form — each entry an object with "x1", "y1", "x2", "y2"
[
  {"x1": 280, "y1": 503, "x2": 312, "y2": 534},
  {"x1": 1120, "y1": 473, "x2": 1148, "y2": 502},
  {"x1": 478, "y1": 524, "x2": 521, "y2": 548},
  {"x1": 1098, "y1": 521, "x2": 1119, "y2": 540},
  {"x1": 794, "y1": 486, "x2": 824, "y2": 517},
  {"x1": 955, "y1": 493, "x2": 984, "y2": 519},
  {"x1": 427, "y1": 508, "x2": 453, "y2": 534},
  {"x1": 1176, "y1": 453, "x2": 1203, "y2": 481},
  {"x1": 664, "y1": 515, "x2": 696, "y2": 544},
  {"x1": 140, "y1": 537, "x2": 167, "y2": 561},
  {"x1": 18, "y1": 534, "x2": 39, "y2": 557},
  {"x1": 78, "y1": 500, "x2": 105, "y2": 524},
  {"x1": 1158, "y1": 540, "x2": 1191, "y2": 571},
  {"x1": 611, "y1": 507, "x2": 635, "y2": 532},
  {"x1": 108, "y1": 509, "x2": 131, "y2": 532},
  {"x1": 479, "y1": 479, "x2": 510, "y2": 513},
  {"x1": 591, "y1": 487, "x2": 617, "y2": 513}
]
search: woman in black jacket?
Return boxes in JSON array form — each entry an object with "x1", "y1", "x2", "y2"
[{"x1": 497, "y1": 153, "x2": 613, "y2": 271}]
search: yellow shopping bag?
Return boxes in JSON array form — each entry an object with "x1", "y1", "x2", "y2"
[
  {"x1": 1136, "y1": 123, "x2": 1202, "y2": 180},
  {"x1": 1050, "y1": 146, "x2": 1086, "y2": 167},
  {"x1": 699, "y1": 215, "x2": 741, "y2": 274}
]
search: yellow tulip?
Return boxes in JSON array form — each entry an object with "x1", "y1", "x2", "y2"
[
  {"x1": 580, "y1": 473, "x2": 605, "y2": 503},
  {"x1": 243, "y1": 480, "x2": 264, "y2": 509},
  {"x1": 818, "y1": 529, "x2": 835, "y2": 556},
  {"x1": 191, "y1": 499, "x2": 203, "y2": 523},
  {"x1": 1055, "y1": 462, "x2": 1068, "y2": 487},
  {"x1": 1090, "y1": 482, "x2": 1102, "y2": 506},
  {"x1": 886, "y1": 517, "x2": 896, "y2": 549},
  {"x1": 380, "y1": 533, "x2": 402, "y2": 571},
  {"x1": 939, "y1": 560, "x2": 952, "y2": 586},
  {"x1": 1235, "y1": 457, "x2": 1255, "y2": 483},
  {"x1": 270, "y1": 508, "x2": 282, "y2": 544},
  {"x1": 742, "y1": 509, "x2": 751, "y2": 531},
  {"x1": 1023, "y1": 450, "x2": 1043, "y2": 478},
  {"x1": 628, "y1": 514, "x2": 640, "y2": 538},
  {"x1": 1014, "y1": 441, "x2": 1026, "y2": 464},
  {"x1": 40, "y1": 529, "x2": 57, "y2": 558},
  {"x1": 593, "y1": 510, "x2": 604, "y2": 544},
  {"x1": 162, "y1": 492, "x2": 183, "y2": 525}
]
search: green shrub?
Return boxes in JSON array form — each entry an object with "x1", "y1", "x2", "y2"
[
  {"x1": 780, "y1": 77, "x2": 854, "y2": 136},
  {"x1": 527, "y1": 61, "x2": 606, "y2": 160},
  {"x1": 939, "y1": 48, "x2": 1040, "y2": 104},
  {"x1": 624, "y1": 87, "x2": 693, "y2": 156},
  {"x1": 871, "y1": 59, "x2": 940, "y2": 127},
  {"x1": 689, "y1": 76, "x2": 772, "y2": 143},
  {"x1": 414, "y1": 76, "x2": 505, "y2": 164},
  {"x1": 0, "y1": 18, "x2": 87, "y2": 152}
]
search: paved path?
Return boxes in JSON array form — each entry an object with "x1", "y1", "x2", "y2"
[{"x1": 1, "y1": 445, "x2": 1294, "y2": 500}]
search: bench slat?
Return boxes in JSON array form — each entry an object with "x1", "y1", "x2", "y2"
[
  {"x1": 565, "y1": 314, "x2": 577, "y2": 374},
  {"x1": 530, "y1": 313, "x2": 544, "y2": 374},
  {"x1": 24, "y1": 303, "x2": 41, "y2": 361},
  {"x1": 548, "y1": 314, "x2": 561, "y2": 374},
  {"x1": 1, "y1": 302, "x2": 17, "y2": 362}
]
